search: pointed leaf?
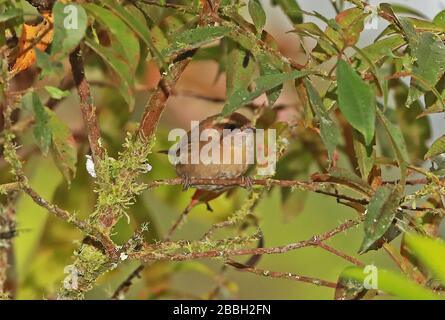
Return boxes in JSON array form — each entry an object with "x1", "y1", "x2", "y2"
[
  {"x1": 44, "y1": 86, "x2": 70, "y2": 100},
  {"x1": 434, "y1": 10, "x2": 445, "y2": 28},
  {"x1": 222, "y1": 70, "x2": 310, "y2": 116},
  {"x1": 257, "y1": 53, "x2": 282, "y2": 106},
  {"x1": 336, "y1": 59, "x2": 376, "y2": 146},
  {"x1": 341, "y1": 266, "x2": 442, "y2": 300},
  {"x1": 0, "y1": 7, "x2": 23, "y2": 23},
  {"x1": 304, "y1": 79, "x2": 340, "y2": 161},
  {"x1": 359, "y1": 185, "x2": 403, "y2": 254},
  {"x1": 377, "y1": 108, "x2": 409, "y2": 183},
  {"x1": 52, "y1": 3, "x2": 87, "y2": 57},
  {"x1": 271, "y1": 0, "x2": 303, "y2": 25},
  {"x1": 101, "y1": 0, "x2": 164, "y2": 67},
  {"x1": 425, "y1": 135, "x2": 445, "y2": 159},
  {"x1": 85, "y1": 37, "x2": 134, "y2": 108},
  {"x1": 83, "y1": 3, "x2": 140, "y2": 68},
  {"x1": 22, "y1": 92, "x2": 51, "y2": 155},
  {"x1": 400, "y1": 19, "x2": 445, "y2": 106},
  {"x1": 352, "y1": 129, "x2": 375, "y2": 180},
  {"x1": 226, "y1": 40, "x2": 255, "y2": 97},
  {"x1": 47, "y1": 109, "x2": 77, "y2": 183},
  {"x1": 248, "y1": 0, "x2": 266, "y2": 33},
  {"x1": 163, "y1": 26, "x2": 230, "y2": 58},
  {"x1": 404, "y1": 234, "x2": 445, "y2": 286},
  {"x1": 335, "y1": 266, "x2": 376, "y2": 300}
]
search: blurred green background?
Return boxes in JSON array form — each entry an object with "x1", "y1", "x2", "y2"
[{"x1": 6, "y1": 0, "x2": 442, "y2": 299}]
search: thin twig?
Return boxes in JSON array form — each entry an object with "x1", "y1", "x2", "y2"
[
  {"x1": 316, "y1": 242, "x2": 365, "y2": 267},
  {"x1": 21, "y1": 184, "x2": 117, "y2": 256},
  {"x1": 145, "y1": 177, "x2": 438, "y2": 212},
  {"x1": 225, "y1": 260, "x2": 337, "y2": 288},
  {"x1": 111, "y1": 264, "x2": 145, "y2": 300},
  {"x1": 164, "y1": 203, "x2": 194, "y2": 242},
  {"x1": 131, "y1": 218, "x2": 363, "y2": 262}
]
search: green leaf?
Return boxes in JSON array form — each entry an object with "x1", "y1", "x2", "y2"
[
  {"x1": 163, "y1": 26, "x2": 230, "y2": 58},
  {"x1": 352, "y1": 129, "x2": 374, "y2": 180},
  {"x1": 405, "y1": 18, "x2": 445, "y2": 33},
  {"x1": 22, "y1": 92, "x2": 52, "y2": 156},
  {"x1": 400, "y1": 19, "x2": 445, "y2": 106},
  {"x1": 404, "y1": 234, "x2": 445, "y2": 286},
  {"x1": 35, "y1": 49, "x2": 63, "y2": 78},
  {"x1": 359, "y1": 185, "x2": 403, "y2": 254},
  {"x1": 425, "y1": 135, "x2": 445, "y2": 159},
  {"x1": 101, "y1": 0, "x2": 164, "y2": 68},
  {"x1": 226, "y1": 40, "x2": 255, "y2": 97},
  {"x1": 271, "y1": 0, "x2": 303, "y2": 25},
  {"x1": 324, "y1": 168, "x2": 373, "y2": 196},
  {"x1": 335, "y1": 8, "x2": 367, "y2": 47},
  {"x1": 304, "y1": 79, "x2": 340, "y2": 161},
  {"x1": 355, "y1": 35, "x2": 406, "y2": 74},
  {"x1": 433, "y1": 10, "x2": 445, "y2": 28},
  {"x1": 336, "y1": 59, "x2": 376, "y2": 146},
  {"x1": 83, "y1": 3, "x2": 140, "y2": 69},
  {"x1": 341, "y1": 266, "x2": 442, "y2": 300},
  {"x1": 47, "y1": 109, "x2": 77, "y2": 183},
  {"x1": 85, "y1": 37, "x2": 134, "y2": 108},
  {"x1": 392, "y1": 80, "x2": 431, "y2": 160},
  {"x1": 44, "y1": 86, "x2": 70, "y2": 100},
  {"x1": 0, "y1": 7, "x2": 22, "y2": 22},
  {"x1": 22, "y1": 92, "x2": 77, "y2": 183},
  {"x1": 222, "y1": 70, "x2": 309, "y2": 116},
  {"x1": 51, "y1": 2, "x2": 87, "y2": 57},
  {"x1": 335, "y1": 266, "x2": 376, "y2": 300},
  {"x1": 248, "y1": 0, "x2": 266, "y2": 33},
  {"x1": 291, "y1": 22, "x2": 325, "y2": 38},
  {"x1": 376, "y1": 108, "x2": 409, "y2": 183},
  {"x1": 257, "y1": 55, "x2": 282, "y2": 106},
  {"x1": 391, "y1": 4, "x2": 428, "y2": 19}
]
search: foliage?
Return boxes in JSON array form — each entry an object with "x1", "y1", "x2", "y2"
[{"x1": 0, "y1": 0, "x2": 445, "y2": 300}]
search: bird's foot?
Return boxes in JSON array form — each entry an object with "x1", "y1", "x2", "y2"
[
  {"x1": 181, "y1": 175, "x2": 192, "y2": 191},
  {"x1": 241, "y1": 176, "x2": 254, "y2": 190}
]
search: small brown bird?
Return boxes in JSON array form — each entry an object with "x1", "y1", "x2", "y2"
[
  {"x1": 164, "y1": 112, "x2": 254, "y2": 239},
  {"x1": 171, "y1": 112, "x2": 254, "y2": 191}
]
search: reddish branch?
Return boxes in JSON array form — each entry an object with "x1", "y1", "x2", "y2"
[
  {"x1": 146, "y1": 178, "x2": 440, "y2": 212},
  {"x1": 316, "y1": 242, "x2": 365, "y2": 267},
  {"x1": 138, "y1": 58, "x2": 194, "y2": 140},
  {"x1": 69, "y1": 47, "x2": 104, "y2": 162}
]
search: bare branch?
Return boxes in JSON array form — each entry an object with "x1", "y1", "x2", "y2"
[
  {"x1": 225, "y1": 260, "x2": 337, "y2": 288},
  {"x1": 316, "y1": 242, "x2": 365, "y2": 267},
  {"x1": 111, "y1": 264, "x2": 145, "y2": 300},
  {"x1": 138, "y1": 57, "x2": 194, "y2": 140},
  {"x1": 131, "y1": 218, "x2": 362, "y2": 262}
]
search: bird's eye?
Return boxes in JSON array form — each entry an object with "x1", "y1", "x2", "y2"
[{"x1": 224, "y1": 123, "x2": 238, "y2": 130}]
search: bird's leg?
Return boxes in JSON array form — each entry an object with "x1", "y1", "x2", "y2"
[
  {"x1": 241, "y1": 176, "x2": 254, "y2": 190},
  {"x1": 205, "y1": 202, "x2": 214, "y2": 212},
  {"x1": 181, "y1": 175, "x2": 192, "y2": 191}
]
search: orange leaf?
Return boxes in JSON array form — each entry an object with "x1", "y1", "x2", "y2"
[{"x1": 9, "y1": 12, "x2": 54, "y2": 76}]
